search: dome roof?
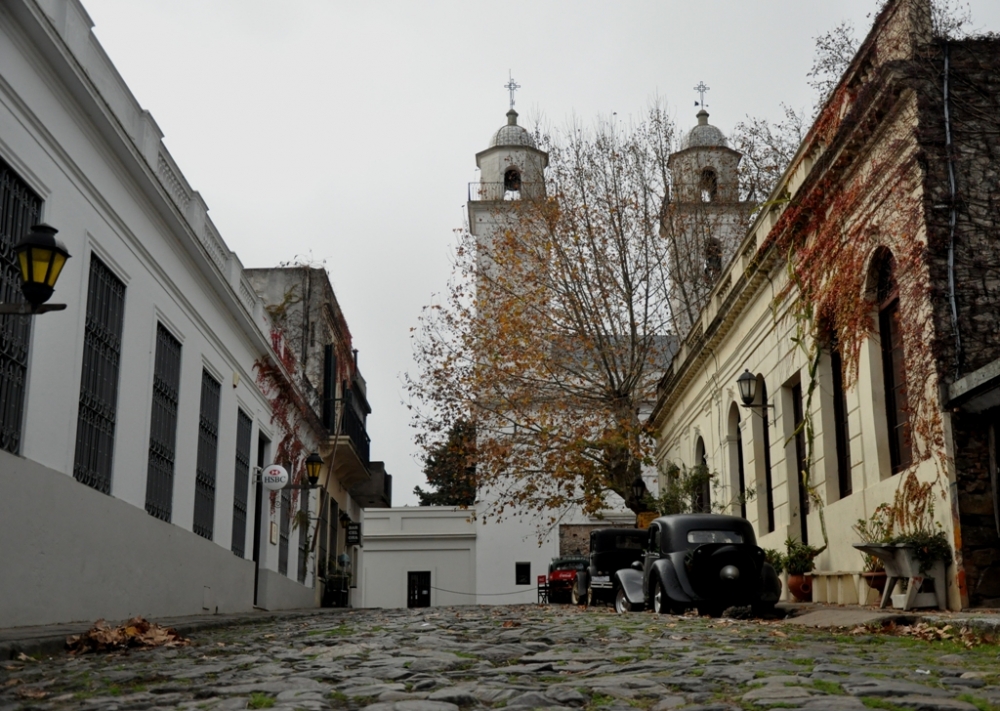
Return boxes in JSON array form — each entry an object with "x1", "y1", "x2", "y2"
[
  {"x1": 681, "y1": 110, "x2": 728, "y2": 149},
  {"x1": 490, "y1": 109, "x2": 537, "y2": 148}
]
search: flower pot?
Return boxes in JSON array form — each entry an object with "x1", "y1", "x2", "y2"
[
  {"x1": 862, "y1": 570, "x2": 887, "y2": 594},
  {"x1": 787, "y1": 573, "x2": 812, "y2": 602}
]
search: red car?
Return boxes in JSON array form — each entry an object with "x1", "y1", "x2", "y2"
[{"x1": 547, "y1": 556, "x2": 588, "y2": 603}]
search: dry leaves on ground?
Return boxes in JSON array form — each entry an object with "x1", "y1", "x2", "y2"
[
  {"x1": 15, "y1": 687, "x2": 48, "y2": 699},
  {"x1": 66, "y1": 617, "x2": 190, "y2": 654},
  {"x1": 849, "y1": 621, "x2": 993, "y2": 648}
]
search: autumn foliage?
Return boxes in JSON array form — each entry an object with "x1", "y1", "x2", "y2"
[{"x1": 409, "y1": 109, "x2": 689, "y2": 518}]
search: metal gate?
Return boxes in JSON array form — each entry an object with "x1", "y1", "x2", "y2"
[{"x1": 407, "y1": 571, "x2": 431, "y2": 608}]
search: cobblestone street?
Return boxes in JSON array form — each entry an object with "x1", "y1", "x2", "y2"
[{"x1": 2, "y1": 605, "x2": 999, "y2": 711}]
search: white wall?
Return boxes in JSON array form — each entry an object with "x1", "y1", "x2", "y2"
[
  {"x1": 361, "y1": 508, "x2": 476, "y2": 608},
  {"x1": 0, "y1": 0, "x2": 317, "y2": 623}
]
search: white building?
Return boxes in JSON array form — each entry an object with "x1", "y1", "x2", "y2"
[{"x1": 0, "y1": 0, "x2": 325, "y2": 626}]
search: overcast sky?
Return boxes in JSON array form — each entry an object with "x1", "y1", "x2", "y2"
[{"x1": 81, "y1": 0, "x2": 1000, "y2": 506}]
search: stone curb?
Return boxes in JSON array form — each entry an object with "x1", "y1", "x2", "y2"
[{"x1": 0, "y1": 607, "x2": 350, "y2": 661}]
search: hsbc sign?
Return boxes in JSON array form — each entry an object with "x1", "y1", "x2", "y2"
[{"x1": 260, "y1": 464, "x2": 288, "y2": 491}]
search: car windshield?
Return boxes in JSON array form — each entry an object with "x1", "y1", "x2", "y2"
[
  {"x1": 687, "y1": 530, "x2": 744, "y2": 544},
  {"x1": 614, "y1": 536, "x2": 643, "y2": 549},
  {"x1": 553, "y1": 561, "x2": 585, "y2": 571}
]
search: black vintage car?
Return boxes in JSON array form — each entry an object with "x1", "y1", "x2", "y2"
[
  {"x1": 585, "y1": 527, "x2": 647, "y2": 605},
  {"x1": 614, "y1": 513, "x2": 781, "y2": 616}
]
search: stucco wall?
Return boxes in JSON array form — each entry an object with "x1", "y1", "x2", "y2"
[
  {"x1": 0, "y1": 450, "x2": 255, "y2": 627},
  {"x1": 360, "y1": 508, "x2": 476, "y2": 608}
]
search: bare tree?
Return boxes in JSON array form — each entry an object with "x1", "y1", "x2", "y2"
[{"x1": 409, "y1": 106, "x2": 685, "y2": 517}]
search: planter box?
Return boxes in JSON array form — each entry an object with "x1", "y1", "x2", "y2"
[
  {"x1": 852, "y1": 544, "x2": 947, "y2": 610},
  {"x1": 891, "y1": 592, "x2": 938, "y2": 609}
]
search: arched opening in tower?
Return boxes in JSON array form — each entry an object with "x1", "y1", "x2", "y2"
[
  {"x1": 504, "y1": 168, "x2": 522, "y2": 192},
  {"x1": 699, "y1": 168, "x2": 718, "y2": 203}
]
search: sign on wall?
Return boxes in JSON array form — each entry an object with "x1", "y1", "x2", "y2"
[
  {"x1": 261, "y1": 464, "x2": 288, "y2": 491},
  {"x1": 346, "y1": 522, "x2": 361, "y2": 546}
]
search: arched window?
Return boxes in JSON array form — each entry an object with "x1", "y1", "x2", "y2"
[
  {"x1": 727, "y1": 403, "x2": 746, "y2": 519},
  {"x1": 875, "y1": 252, "x2": 912, "y2": 473},
  {"x1": 819, "y1": 320, "x2": 852, "y2": 498},
  {"x1": 503, "y1": 168, "x2": 522, "y2": 192},
  {"x1": 749, "y1": 374, "x2": 775, "y2": 533},
  {"x1": 694, "y1": 437, "x2": 711, "y2": 513},
  {"x1": 700, "y1": 168, "x2": 718, "y2": 202}
]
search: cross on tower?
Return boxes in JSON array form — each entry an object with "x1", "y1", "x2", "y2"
[
  {"x1": 504, "y1": 71, "x2": 521, "y2": 110},
  {"x1": 694, "y1": 81, "x2": 710, "y2": 108}
]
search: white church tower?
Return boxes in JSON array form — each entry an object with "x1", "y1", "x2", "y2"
[
  {"x1": 467, "y1": 103, "x2": 548, "y2": 283},
  {"x1": 664, "y1": 99, "x2": 751, "y2": 337}
]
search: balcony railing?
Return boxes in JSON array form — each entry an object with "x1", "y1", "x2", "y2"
[
  {"x1": 468, "y1": 181, "x2": 545, "y2": 202},
  {"x1": 340, "y1": 394, "x2": 370, "y2": 466}
]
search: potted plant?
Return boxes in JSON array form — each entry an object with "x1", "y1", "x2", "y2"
[
  {"x1": 852, "y1": 472, "x2": 953, "y2": 610},
  {"x1": 783, "y1": 537, "x2": 824, "y2": 602},
  {"x1": 853, "y1": 505, "x2": 889, "y2": 594}
]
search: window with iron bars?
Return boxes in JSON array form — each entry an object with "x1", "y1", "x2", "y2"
[
  {"x1": 144, "y1": 324, "x2": 181, "y2": 521},
  {"x1": 297, "y1": 487, "x2": 309, "y2": 584},
  {"x1": 279, "y1": 486, "x2": 291, "y2": 576},
  {"x1": 73, "y1": 255, "x2": 126, "y2": 494},
  {"x1": 0, "y1": 158, "x2": 41, "y2": 455},
  {"x1": 232, "y1": 409, "x2": 252, "y2": 557},
  {"x1": 193, "y1": 370, "x2": 221, "y2": 539}
]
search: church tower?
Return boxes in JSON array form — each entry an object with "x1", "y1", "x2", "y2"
[
  {"x1": 467, "y1": 103, "x2": 548, "y2": 291},
  {"x1": 468, "y1": 108, "x2": 548, "y2": 234},
  {"x1": 664, "y1": 107, "x2": 750, "y2": 337}
]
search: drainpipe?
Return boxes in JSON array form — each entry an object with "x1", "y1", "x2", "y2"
[
  {"x1": 943, "y1": 42, "x2": 962, "y2": 377},
  {"x1": 943, "y1": 41, "x2": 969, "y2": 608}
]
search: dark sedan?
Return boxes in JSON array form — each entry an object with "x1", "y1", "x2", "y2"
[{"x1": 614, "y1": 513, "x2": 781, "y2": 616}]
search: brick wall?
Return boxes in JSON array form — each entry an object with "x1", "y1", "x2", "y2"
[
  {"x1": 917, "y1": 39, "x2": 1000, "y2": 606},
  {"x1": 558, "y1": 524, "x2": 608, "y2": 557}
]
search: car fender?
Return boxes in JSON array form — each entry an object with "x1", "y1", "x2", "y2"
[
  {"x1": 651, "y1": 557, "x2": 692, "y2": 602},
  {"x1": 665, "y1": 551, "x2": 702, "y2": 599},
  {"x1": 614, "y1": 568, "x2": 645, "y2": 606}
]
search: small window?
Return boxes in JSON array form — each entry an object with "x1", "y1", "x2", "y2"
[
  {"x1": 687, "y1": 530, "x2": 744, "y2": 544},
  {"x1": 647, "y1": 525, "x2": 661, "y2": 555},
  {"x1": 504, "y1": 168, "x2": 522, "y2": 192},
  {"x1": 704, "y1": 238, "x2": 722, "y2": 281},
  {"x1": 700, "y1": 168, "x2": 718, "y2": 202},
  {"x1": 515, "y1": 562, "x2": 530, "y2": 585},
  {"x1": 615, "y1": 536, "x2": 643, "y2": 550}
]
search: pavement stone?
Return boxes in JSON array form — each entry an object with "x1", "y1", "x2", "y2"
[{"x1": 0, "y1": 604, "x2": 998, "y2": 710}]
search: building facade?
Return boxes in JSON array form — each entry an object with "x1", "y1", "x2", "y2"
[
  {"x1": 0, "y1": 0, "x2": 323, "y2": 626},
  {"x1": 650, "y1": 0, "x2": 1000, "y2": 609},
  {"x1": 245, "y1": 266, "x2": 392, "y2": 607}
]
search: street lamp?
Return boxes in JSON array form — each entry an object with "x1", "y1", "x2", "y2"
[
  {"x1": 631, "y1": 475, "x2": 647, "y2": 506},
  {"x1": 737, "y1": 369, "x2": 773, "y2": 423},
  {"x1": 305, "y1": 452, "x2": 323, "y2": 487},
  {"x1": 0, "y1": 224, "x2": 71, "y2": 315},
  {"x1": 736, "y1": 369, "x2": 757, "y2": 406},
  {"x1": 284, "y1": 452, "x2": 323, "y2": 489}
]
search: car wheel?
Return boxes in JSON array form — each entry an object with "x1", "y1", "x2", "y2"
[
  {"x1": 652, "y1": 580, "x2": 667, "y2": 614},
  {"x1": 571, "y1": 586, "x2": 581, "y2": 605},
  {"x1": 586, "y1": 586, "x2": 594, "y2": 607},
  {"x1": 615, "y1": 586, "x2": 631, "y2": 614}
]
